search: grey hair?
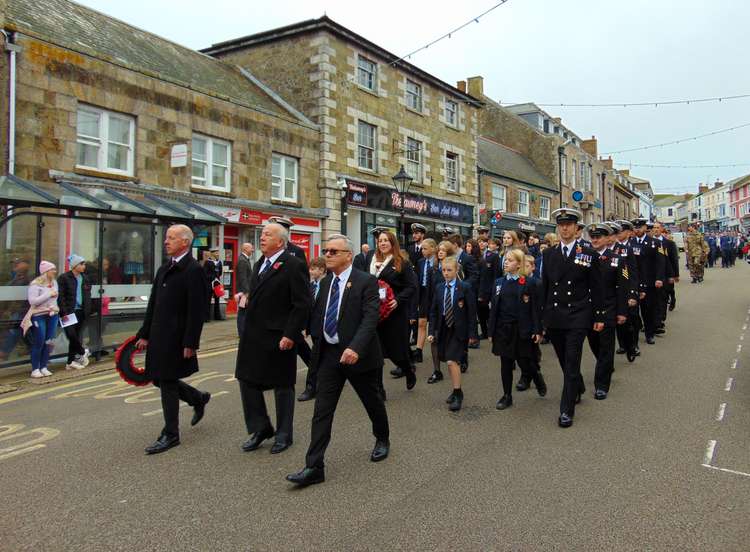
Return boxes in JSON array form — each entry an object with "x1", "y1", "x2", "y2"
[
  {"x1": 266, "y1": 223, "x2": 289, "y2": 245},
  {"x1": 327, "y1": 234, "x2": 354, "y2": 252},
  {"x1": 169, "y1": 224, "x2": 194, "y2": 244}
]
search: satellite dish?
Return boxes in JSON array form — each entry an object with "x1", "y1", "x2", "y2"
[{"x1": 572, "y1": 190, "x2": 584, "y2": 202}]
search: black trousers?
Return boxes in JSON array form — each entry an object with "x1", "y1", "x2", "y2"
[
  {"x1": 207, "y1": 292, "x2": 223, "y2": 320},
  {"x1": 588, "y1": 325, "x2": 616, "y2": 392},
  {"x1": 63, "y1": 309, "x2": 86, "y2": 363},
  {"x1": 236, "y1": 307, "x2": 246, "y2": 336},
  {"x1": 500, "y1": 355, "x2": 536, "y2": 396},
  {"x1": 546, "y1": 328, "x2": 587, "y2": 417},
  {"x1": 641, "y1": 288, "x2": 659, "y2": 338},
  {"x1": 305, "y1": 342, "x2": 389, "y2": 469},
  {"x1": 616, "y1": 306, "x2": 640, "y2": 353},
  {"x1": 303, "y1": 338, "x2": 319, "y2": 390},
  {"x1": 153, "y1": 379, "x2": 204, "y2": 438},
  {"x1": 238, "y1": 380, "x2": 295, "y2": 442},
  {"x1": 477, "y1": 300, "x2": 490, "y2": 338},
  {"x1": 298, "y1": 337, "x2": 312, "y2": 369}
]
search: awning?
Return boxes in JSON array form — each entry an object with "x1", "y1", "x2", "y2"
[{"x1": 0, "y1": 175, "x2": 225, "y2": 225}]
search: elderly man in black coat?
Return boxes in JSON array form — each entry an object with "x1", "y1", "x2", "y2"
[
  {"x1": 136, "y1": 224, "x2": 210, "y2": 455},
  {"x1": 236, "y1": 223, "x2": 311, "y2": 455},
  {"x1": 287, "y1": 234, "x2": 389, "y2": 487}
]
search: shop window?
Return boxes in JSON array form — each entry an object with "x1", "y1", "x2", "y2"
[
  {"x1": 192, "y1": 134, "x2": 231, "y2": 192},
  {"x1": 272, "y1": 153, "x2": 299, "y2": 202},
  {"x1": 405, "y1": 137, "x2": 422, "y2": 182},
  {"x1": 76, "y1": 105, "x2": 135, "y2": 176}
]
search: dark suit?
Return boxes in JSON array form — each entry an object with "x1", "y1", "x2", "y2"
[
  {"x1": 541, "y1": 241, "x2": 604, "y2": 417},
  {"x1": 353, "y1": 252, "x2": 368, "y2": 272},
  {"x1": 235, "y1": 251, "x2": 311, "y2": 444},
  {"x1": 478, "y1": 251, "x2": 501, "y2": 338},
  {"x1": 203, "y1": 257, "x2": 224, "y2": 321},
  {"x1": 457, "y1": 250, "x2": 480, "y2": 293},
  {"x1": 305, "y1": 267, "x2": 389, "y2": 469},
  {"x1": 659, "y1": 237, "x2": 679, "y2": 320},
  {"x1": 287, "y1": 241, "x2": 308, "y2": 264},
  {"x1": 408, "y1": 242, "x2": 423, "y2": 267},
  {"x1": 137, "y1": 254, "x2": 207, "y2": 438},
  {"x1": 235, "y1": 252, "x2": 253, "y2": 336},
  {"x1": 629, "y1": 235, "x2": 666, "y2": 339}
]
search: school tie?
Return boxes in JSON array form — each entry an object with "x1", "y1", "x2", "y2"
[
  {"x1": 311, "y1": 281, "x2": 318, "y2": 299},
  {"x1": 423, "y1": 261, "x2": 430, "y2": 286},
  {"x1": 444, "y1": 283, "x2": 454, "y2": 328},
  {"x1": 324, "y1": 277, "x2": 340, "y2": 337}
]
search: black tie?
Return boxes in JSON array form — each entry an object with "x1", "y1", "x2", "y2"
[{"x1": 563, "y1": 246, "x2": 569, "y2": 258}]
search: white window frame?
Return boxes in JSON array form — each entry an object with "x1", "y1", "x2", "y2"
[
  {"x1": 271, "y1": 153, "x2": 299, "y2": 203},
  {"x1": 571, "y1": 159, "x2": 577, "y2": 189},
  {"x1": 191, "y1": 134, "x2": 231, "y2": 192},
  {"x1": 76, "y1": 105, "x2": 135, "y2": 176},
  {"x1": 405, "y1": 79, "x2": 423, "y2": 112},
  {"x1": 444, "y1": 99, "x2": 458, "y2": 127},
  {"x1": 357, "y1": 120, "x2": 377, "y2": 171},
  {"x1": 560, "y1": 154, "x2": 567, "y2": 186},
  {"x1": 539, "y1": 195, "x2": 551, "y2": 220},
  {"x1": 357, "y1": 55, "x2": 378, "y2": 92},
  {"x1": 445, "y1": 151, "x2": 459, "y2": 192},
  {"x1": 517, "y1": 188, "x2": 530, "y2": 216},
  {"x1": 491, "y1": 182, "x2": 507, "y2": 211},
  {"x1": 580, "y1": 161, "x2": 585, "y2": 190},
  {"x1": 405, "y1": 137, "x2": 422, "y2": 182}
]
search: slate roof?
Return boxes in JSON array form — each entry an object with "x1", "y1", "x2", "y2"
[
  {"x1": 478, "y1": 137, "x2": 557, "y2": 192},
  {"x1": 5, "y1": 0, "x2": 308, "y2": 123}
]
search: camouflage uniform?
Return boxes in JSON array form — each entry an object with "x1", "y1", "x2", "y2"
[{"x1": 685, "y1": 230, "x2": 709, "y2": 281}]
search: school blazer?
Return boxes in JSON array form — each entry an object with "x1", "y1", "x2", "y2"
[
  {"x1": 488, "y1": 276, "x2": 542, "y2": 339},
  {"x1": 428, "y1": 279, "x2": 478, "y2": 343}
]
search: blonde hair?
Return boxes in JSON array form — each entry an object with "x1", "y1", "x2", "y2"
[
  {"x1": 504, "y1": 249, "x2": 527, "y2": 277},
  {"x1": 421, "y1": 238, "x2": 437, "y2": 253},
  {"x1": 438, "y1": 240, "x2": 457, "y2": 256},
  {"x1": 524, "y1": 254, "x2": 536, "y2": 266},
  {"x1": 442, "y1": 256, "x2": 459, "y2": 269},
  {"x1": 544, "y1": 233, "x2": 559, "y2": 247}
]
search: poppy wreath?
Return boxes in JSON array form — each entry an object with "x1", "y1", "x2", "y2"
[
  {"x1": 114, "y1": 335, "x2": 151, "y2": 387},
  {"x1": 378, "y1": 280, "x2": 396, "y2": 323},
  {"x1": 212, "y1": 279, "x2": 225, "y2": 298}
]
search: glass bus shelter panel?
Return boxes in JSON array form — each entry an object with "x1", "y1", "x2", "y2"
[
  {"x1": 84, "y1": 187, "x2": 154, "y2": 215},
  {"x1": 0, "y1": 176, "x2": 59, "y2": 205}
]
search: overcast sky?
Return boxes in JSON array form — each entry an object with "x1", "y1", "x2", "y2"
[{"x1": 78, "y1": 0, "x2": 750, "y2": 195}]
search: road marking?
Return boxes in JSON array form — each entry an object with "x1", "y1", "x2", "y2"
[
  {"x1": 741, "y1": 335, "x2": 745, "y2": 341},
  {"x1": 743, "y1": 324, "x2": 747, "y2": 331},
  {"x1": 0, "y1": 373, "x2": 120, "y2": 406},
  {"x1": 142, "y1": 390, "x2": 230, "y2": 417},
  {"x1": 737, "y1": 344, "x2": 742, "y2": 353},
  {"x1": 716, "y1": 403, "x2": 727, "y2": 421},
  {"x1": 198, "y1": 347, "x2": 237, "y2": 360},
  {"x1": 702, "y1": 464, "x2": 750, "y2": 479},
  {"x1": 731, "y1": 359, "x2": 738, "y2": 370},
  {"x1": 703, "y1": 440, "x2": 717, "y2": 466},
  {"x1": 0, "y1": 423, "x2": 61, "y2": 462},
  {"x1": 725, "y1": 377, "x2": 734, "y2": 391}
]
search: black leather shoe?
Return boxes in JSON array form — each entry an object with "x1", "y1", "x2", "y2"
[
  {"x1": 446, "y1": 390, "x2": 455, "y2": 404},
  {"x1": 390, "y1": 367, "x2": 405, "y2": 379},
  {"x1": 627, "y1": 349, "x2": 637, "y2": 363},
  {"x1": 145, "y1": 434, "x2": 180, "y2": 455},
  {"x1": 460, "y1": 362, "x2": 468, "y2": 373},
  {"x1": 413, "y1": 349, "x2": 423, "y2": 363},
  {"x1": 468, "y1": 342, "x2": 480, "y2": 350},
  {"x1": 633, "y1": 348, "x2": 641, "y2": 356},
  {"x1": 370, "y1": 439, "x2": 390, "y2": 462},
  {"x1": 479, "y1": 334, "x2": 489, "y2": 340},
  {"x1": 646, "y1": 336, "x2": 655, "y2": 344},
  {"x1": 427, "y1": 371, "x2": 443, "y2": 384},
  {"x1": 286, "y1": 466, "x2": 325, "y2": 487},
  {"x1": 241, "y1": 427, "x2": 275, "y2": 452},
  {"x1": 405, "y1": 368, "x2": 417, "y2": 390},
  {"x1": 448, "y1": 390, "x2": 463, "y2": 412},
  {"x1": 594, "y1": 389, "x2": 608, "y2": 400},
  {"x1": 191, "y1": 392, "x2": 211, "y2": 426},
  {"x1": 616, "y1": 348, "x2": 626, "y2": 355},
  {"x1": 558, "y1": 413, "x2": 573, "y2": 428},
  {"x1": 516, "y1": 378, "x2": 530, "y2": 392},
  {"x1": 270, "y1": 440, "x2": 292, "y2": 454},
  {"x1": 668, "y1": 303, "x2": 676, "y2": 311},
  {"x1": 297, "y1": 388, "x2": 316, "y2": 402},
  {"x1": 495, "y1": 395, "x2": 513, "y2": 410},
  {"x1": 534, "y1": 373, "x2": 547, "y2": 397},
  {"x1": 654, "y1": 328, "x2": 666, "y2": 335}
]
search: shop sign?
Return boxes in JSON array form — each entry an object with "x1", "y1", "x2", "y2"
[
  {"x1": 354, "y1": 183, "x2": 473, "y2": 224},
  {"x1": 346, "y1": 182, "x2": 368, "y2": 207},
  {"x1": 239, "y1": 208, "x2": 263, "y2": 225},
  {"x1": 170, "y1": 143, "x2": 188, "y2": 168},
  {"x1": 518, "y1": 222, "x2": 536, "y2": 231},
  {"x1": 290, "y1": 232, "x2": 311, "y2": 260}
]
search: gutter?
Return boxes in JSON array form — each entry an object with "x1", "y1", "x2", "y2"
[{"x1": 2, "y1": 31, "x2": 21, "y2": 174}]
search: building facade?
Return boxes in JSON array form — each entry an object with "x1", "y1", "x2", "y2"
[
  {"x1": 203, "y1": 17, "x2": 483, "y2": 246},
  {"x1": 728, "y1": 174, "x2": 750, "y2": 232}
]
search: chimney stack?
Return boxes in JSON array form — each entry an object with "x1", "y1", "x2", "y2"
[
  {"x1": 456, "y1": 80, "x2": 467, "y2": 93},
  {"x1": 581, "y1": 135, "x2": 598, "y2": 157},
  {"x1": 601, "y1": 156, "x2": 613, "y2": 170},
  {"x1": 467, "y1": 76, "x2": 484, "y2": 98}
]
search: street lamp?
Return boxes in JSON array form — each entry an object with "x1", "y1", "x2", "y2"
[{"x1": 392, "y1": 164, "x2": 413, "y2": 249}]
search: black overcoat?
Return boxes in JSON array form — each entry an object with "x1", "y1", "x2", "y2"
[
  {"x1": 235, "y1": 251, "x2": 311, "y2": 389},
  {"x1": 137, "y1": 254, "x2": 207, "y2": 380}
]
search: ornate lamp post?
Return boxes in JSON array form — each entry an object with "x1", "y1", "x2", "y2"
[{"x1": 392, "y1": 164, "x2": 413, "y2": 249}]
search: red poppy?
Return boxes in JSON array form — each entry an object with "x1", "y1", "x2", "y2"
[
  {"x1": 518, "y1": 276, "x2": 526, "y2": 285},
  {"x1": 273, "y1": 262, "x2": 282, "y2": 270}
]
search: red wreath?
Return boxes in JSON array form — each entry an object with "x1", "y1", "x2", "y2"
[
  {"x1": 378, "y1": 280, "x2": 396, "y2": 323},
  {"x1": 212, "y1": 279, "x2": 225, "y2": 298},
  {"x1": 114, "y1": 335, "x2": 151, "y2": 387}
]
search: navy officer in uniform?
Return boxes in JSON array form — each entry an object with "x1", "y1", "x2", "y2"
[
  {"x1": 630, "y1": 218, "x2": 666, "y2": 345},
  {"x1": 541, "y1": 208, "x2": 604, "y2": 428}
]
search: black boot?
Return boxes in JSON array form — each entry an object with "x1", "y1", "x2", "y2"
[
  {"x1": 413, "y1": 349, "x2": 423, "y2": 363},
  {"x1": 515, "y1": 377, "x2": 530, "y2": 392},
  {"x1": 448, "y1": 389, "x2": 463, "y2": 411},
  {"x1": 427, "y1": 371, "x2": 443, "y2": 384},
  {"x1": 495, "y1": 395, "x2": 513, "y2": 410}
]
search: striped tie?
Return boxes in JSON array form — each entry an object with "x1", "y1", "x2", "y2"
[
  {"x1": 324, "y1": 277, "x2": 340, "y2": 337},
  {"x1": 444, "y1": 283, "x2": 454, "y2": 327}
]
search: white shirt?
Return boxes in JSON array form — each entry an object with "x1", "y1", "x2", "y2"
[
  {"x1": 323, "y1": 265, "x2": 353, "y2": 345},
  {"x1": 560, "y1": 239, "x2": 576, "y2": 258},
  {"x1": 172, "y1": 250, "x2": 189, "y2": 264},
  {"x1": 260, "y1": 249, "x2": 285, "y2": 274}
]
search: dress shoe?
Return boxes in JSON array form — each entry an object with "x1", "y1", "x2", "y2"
[
  {"x1": 534, "y1": 373, "x2": 548, "y2": 397},
  {"x1": 468, "y1": 342, "x2": 480, "y2": 350},
  {"x1": 448, "y1": 389, "x2": 463, "y2": 412},
  {"x1": 286, "y1": 466, "x2": 325, "y2": 487},
  {"x1": 390, "y1": 367, "x2": 405, "y2": 379},
  {"x1": 370, "y1": 439, "x2": 390, "y2": 462},
  {"x1": 515, "y1": 378, "x2": 530, "y2": 392},
  {"x1": 405, "y1": 368, "x2": 417, "y2": 390},
  {"x1": 191, "y1": 392, "x2": 211, "y2": 426},
  {"x1": 558, "y1": 413, "x2": 573, "y2": 428},
  {"x1": 460, "y1": 361, "x2": 468, "y2": 373},
  {"x1": 297, "y1": 387, "x2": 316, "y2": 402},
  {"x1": 145, "y1": 434, "x2": 180, "y2": 455},
  {"x1": 616, "y1": 347, "x2": 626, "y2": 355},
  {"x1": 446, "y1": 390, "x2": 456, "y2": 404},
  {"x1": 241, "y1": 427, "x2": 275, "y2": 452},
  {"x1": 655, "y1": 328, "x2": 665, "y2": 335},
  {"x1": 413, "y1": 349, "x2": 423, "y2": 363},
  {"x1": 633, "y1": 348, "x2": 641, "y2": 356},
  {"x1": 668, "y1": 303, "x2": 676, "y2": 311},
  {"x1": 627, "y1": 349, "x2": 637, "y2": 363},
  {"x1": 594, "y1": 389, "x2": 608, "y2": 400},
  {"x1": 427, "y1": 371, "x2": 444, "y2": 384},
  {"x1": 646, "y1": 336, "x2": 655, "y2": 345},
  {"x1": 270, "y1": 440, "x2": 292, "y2": 454},
  {"x1": 495, "y1": 395, "x2": 513, "y2": 410}
]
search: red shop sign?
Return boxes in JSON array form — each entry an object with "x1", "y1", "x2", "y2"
[{"x1": 239, "y1": 208, "x2": 263, "y2": 225}]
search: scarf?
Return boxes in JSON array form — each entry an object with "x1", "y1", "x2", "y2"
[{"x1": 370, "y1": 254, "x2": 393, "y2": 277}]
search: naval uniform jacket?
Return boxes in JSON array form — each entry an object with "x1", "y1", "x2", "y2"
[
  {"x1": 541, "y1": 241, "x2": 604, "y2": 330},
  {"x1": 612, "y1": 242, "x2": 640, "y2": 302},
  {"x1": 592, "y1": 249, "x2": 629, "y2": 327},
  {"x1": 629, "y1": 235, "x2": 666, "y2": 290}
]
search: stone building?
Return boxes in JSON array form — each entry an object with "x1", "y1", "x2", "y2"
[
  {"x1": 0, "y1": 0, "x2": 321, "y2": 367},
  {"x1": 203, "y1": 17, "x2": 483, "y2": 245}
]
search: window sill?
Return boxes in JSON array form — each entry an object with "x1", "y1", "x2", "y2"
[
  {"x1": 356, "y1": 84, "x2": 380, "y2": 97},
  {"x1": 405, "y1": 106, "x2": 424, "y2": 117},
  {"x1": 356, "y1": 167, "x2": 378, "y2": 176},
  {"x1": 270, "y1": 199, "x2": 301, "y2": 208},
  {"x1": 190, "y1": 186, "x2": 233, "y2": 198},
  {"x1": 74, "y1": 167, "x2": 135, "y2": 182}
]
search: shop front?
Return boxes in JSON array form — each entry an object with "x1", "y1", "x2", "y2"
[
  {"x1": 488, "y1": 211, "x2": 556, "y2": 239},
  {"x1": 0, "y1": 175, "x2": 225, "y2": 370},
  {"x1": 344, "y1": 180, "x2": 475, "y2": 248}
]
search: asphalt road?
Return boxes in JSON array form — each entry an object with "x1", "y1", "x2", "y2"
[{"x1": 1, "y1": 262, "x2": 749, "y2": 551}]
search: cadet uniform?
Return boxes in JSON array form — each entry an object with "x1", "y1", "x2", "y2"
[
  {"x1": 686, "y1": 228, "x2": 709, "y2": 282},
  {"x1": 541, "y1": 208, "x2": 604, "y2": 428}
]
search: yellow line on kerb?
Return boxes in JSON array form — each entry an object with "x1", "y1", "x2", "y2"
[{"x1": 0, "y1": 347, "x2": 239, "y2": 406}]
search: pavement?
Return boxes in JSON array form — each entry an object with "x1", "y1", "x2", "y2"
[{"x1": 1, "y1": 263, "x2": 749, "y2": 551}]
